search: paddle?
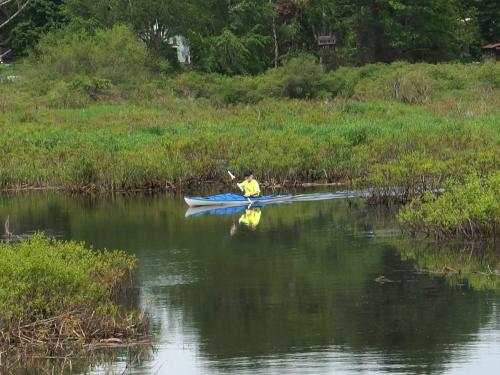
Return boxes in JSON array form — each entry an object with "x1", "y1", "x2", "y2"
[{"x1": 227, "y1": 170, "x2": 253, "y2": 205}]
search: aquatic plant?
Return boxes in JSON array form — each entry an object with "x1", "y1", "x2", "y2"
[{"x1": 0, "y1": 233, "x2": 148, "y2": 369}]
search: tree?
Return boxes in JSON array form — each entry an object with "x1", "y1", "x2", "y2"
[
  {"x1": 1, "y1": 0, "x2": 65, "y2": 53},
  {"x1": 65, "y1": 0, "x2": 193, "y2": 47},
  {"x1": 474, "y1": 0, "x2": 500, "y2": 43},
  {"x1": 4, "y1": 0, "x2": 498, "y2": 70},
  {"x1": 0, "y1": 0, "x2": 31, "y2": 30}
]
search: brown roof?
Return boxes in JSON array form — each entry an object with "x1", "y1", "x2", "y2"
[
  {"x1": 318, "y1": 35, "x2": 336, "y2": 46},
  {"x1": 482, "y1": 43, "x2": 500, "y2": 49}
]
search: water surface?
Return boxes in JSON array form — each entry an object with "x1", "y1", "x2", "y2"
[{"x1": 1, "y1": 192, "x2": 499, "y2": 374}]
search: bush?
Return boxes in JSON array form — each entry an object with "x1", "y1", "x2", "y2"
[
  {"x1": 40, "y1": 75, "x2": 114, "y2": 108},
  {"x1": 398, "y1": 173, "x2": 500, "y2": 239},
  {"x1": 474, "y1": 61, "x2": 500, "y2": 89},
  {"x1": 0, "y1": 234, "x2": 146, "y2": 363},
  {"x1": 30, "y1": 24, "x2": 151, "y2": 85},
  {"x1": 385, "y1": 69, "x2": 434, "y2": 104},
  {"x1": 0, "y1": 233, "x2": 136, "y2": 322},
  {"x1": 261, "y1": 54, "x2": 326, "y2": 99}
]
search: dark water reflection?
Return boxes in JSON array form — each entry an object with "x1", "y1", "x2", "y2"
[{"x1": 1, "y1": 192, "x2": 499, "y2": 375}]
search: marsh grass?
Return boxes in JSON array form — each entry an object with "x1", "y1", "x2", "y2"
[{"x1": 0, "y1": 98, "x2": 498, "y2": 199}]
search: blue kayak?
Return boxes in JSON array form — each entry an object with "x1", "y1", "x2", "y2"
[{"x1": 184, "y1": 193, "x2": 291, "y2": 207}]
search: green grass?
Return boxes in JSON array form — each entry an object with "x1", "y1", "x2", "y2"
[{"x1": 0, "y1": 98, "x2": 498, "y2": 196}]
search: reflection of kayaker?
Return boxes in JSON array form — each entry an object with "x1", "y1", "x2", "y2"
[
  {"x1": 239, "y1": 208, "x2": 262, "y2": 228},
  {"x1": 230, "y1": 208, "x2": 262, "y2": 236}
]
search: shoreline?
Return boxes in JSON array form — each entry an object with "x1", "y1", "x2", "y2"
[{"x1": 0, "y1": 180, "x2": 348, "y2": 195}]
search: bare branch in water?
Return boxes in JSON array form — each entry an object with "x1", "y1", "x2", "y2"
[{"x1": 4, "y1": 215, "x2": 12, "y2": 237}]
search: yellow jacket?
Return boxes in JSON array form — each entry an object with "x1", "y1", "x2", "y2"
[{"x1": 240, "y1": 179, "x2": 261, "y2": 197}]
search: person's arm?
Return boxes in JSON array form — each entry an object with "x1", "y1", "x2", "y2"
[{"x1": 230, "y1": 174, "x2": 245, "y2": 193}]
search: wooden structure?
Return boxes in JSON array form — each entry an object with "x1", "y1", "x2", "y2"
[
  {"x1": 318, "y1": 35, "x2": 336, "y2": 48},
  {"x1": 317, "y1": 35, "x2": 336, "y2": 66},
  {"x1": 482, "y1": 43, "x2": 500, "y2": 60}
]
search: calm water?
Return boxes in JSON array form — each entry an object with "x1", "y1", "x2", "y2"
[{"x1": 1, "y1": 192, "x2": 500, "y2": 375}]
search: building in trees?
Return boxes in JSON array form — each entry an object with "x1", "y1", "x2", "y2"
[
  {"x1": 168, "y1": 35, "x2": 191, "y2": 65},
  {"x1": 482, "y1": 43, "x2": 500, "y2": 60},
  {"x1": 317, "y1": 34, "x2": 336, "y2": 67}
]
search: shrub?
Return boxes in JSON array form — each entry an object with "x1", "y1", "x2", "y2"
[
  {"x1": 385, "y1": 69, "x2": 434, "y2": 104},
  {"x1": 0, "y1": 233, "x2": 147, "y2": 368},
  {"x1": 0, "y1": 233, "x2": 136, "y2": 322},
  {"x1": 475, "y1": 61, "x2": 500, "y2": 89},
  {"x1": 30, "y1": 24, "x2": 151, "y2": 85},
  {"x1": 398, "y1": 173, "x2": 500, "y2": 239},
  {"x1": 261, "y1": 54, "x2": 326, "y2": 99},
  {"x1": 41, "y1": 76, "x2": 113, "y2": 108}
]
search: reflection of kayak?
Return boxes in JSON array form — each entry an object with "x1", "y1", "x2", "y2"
[
  {"x1": 185, "y1": 203, "x2": 282, "y2": 217},
  {"x1": 184, "y1": 193, "x2": 291, "y2": 207},
  {"x1": 185, "y1": 205, "x2": 250, "y2": 217}
]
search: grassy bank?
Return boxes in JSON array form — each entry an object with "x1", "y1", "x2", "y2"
[
  {"x1": 0, "y1": 234, "x2": 148, "y2": 370},
  {"x1": 0, "y1": 99, "x2": 498, "y2": 197},
  {"x1": 1, "y1": 58, "x2": 498, "y2": 198}
]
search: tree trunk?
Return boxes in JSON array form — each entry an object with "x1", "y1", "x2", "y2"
[
  {"x1": 270, "y1": 0, "x2": 278, "y2": 68},
  {"x1": 355, "y1": 0, "x2": 364, "y2": 65}
]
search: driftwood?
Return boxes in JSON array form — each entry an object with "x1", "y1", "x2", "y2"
[{"x1": 0, "y1": 308, "x2": 151, "y2": 373}]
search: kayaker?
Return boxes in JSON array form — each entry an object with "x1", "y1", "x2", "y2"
[{"x1": 232, "y1": 171, "x2": 261, "y2": 197}]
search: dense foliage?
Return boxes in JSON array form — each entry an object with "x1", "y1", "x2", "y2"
[
  {"x1": 398, "y1": 173, "x2": 500, "y2": 239},
  {"x1": 2, "y1": 0, "x2": 499, "y2": 72},
  {"x1": 0, "y1": 234, "x2": 146, "y2": 365},
  {"x1": 31, "y1": 24, "x2": 152, "y2": 83},
  {"x1": 0, "y1": 61, "x2": 498, "y2": 199}
]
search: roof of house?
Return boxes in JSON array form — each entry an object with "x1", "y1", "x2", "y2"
[
  {"x1": 318, "y1": 35, "x2": 336, "y2": 46},
  {"x1": 482, "y1": 43, "x2": 500, "y2": 50}
]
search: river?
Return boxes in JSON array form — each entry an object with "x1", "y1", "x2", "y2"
[{"x1": 1, "y1": 191, "x2": 499, "y2": 375}]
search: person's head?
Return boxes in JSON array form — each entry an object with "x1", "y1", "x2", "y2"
[{"x1": 244, "y1": 170, "x2": 253, "y2": 181}]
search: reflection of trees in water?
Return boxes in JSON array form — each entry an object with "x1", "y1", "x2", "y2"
[
  {"x1": 0, "y1": 193, "x2": 74, "y2": 238},
  {"x1": 0, "y1": 193, "x2": 496, "y2": 374},
  {"x1": 8, "y1": 345, "x2": 155, "y2": 375},
  {"x1": 396, "y1": 240, "x2": 500, "y2": 291},
  {"x1": 162, "y1": 239, "x2": 490, "y2": 374}
]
